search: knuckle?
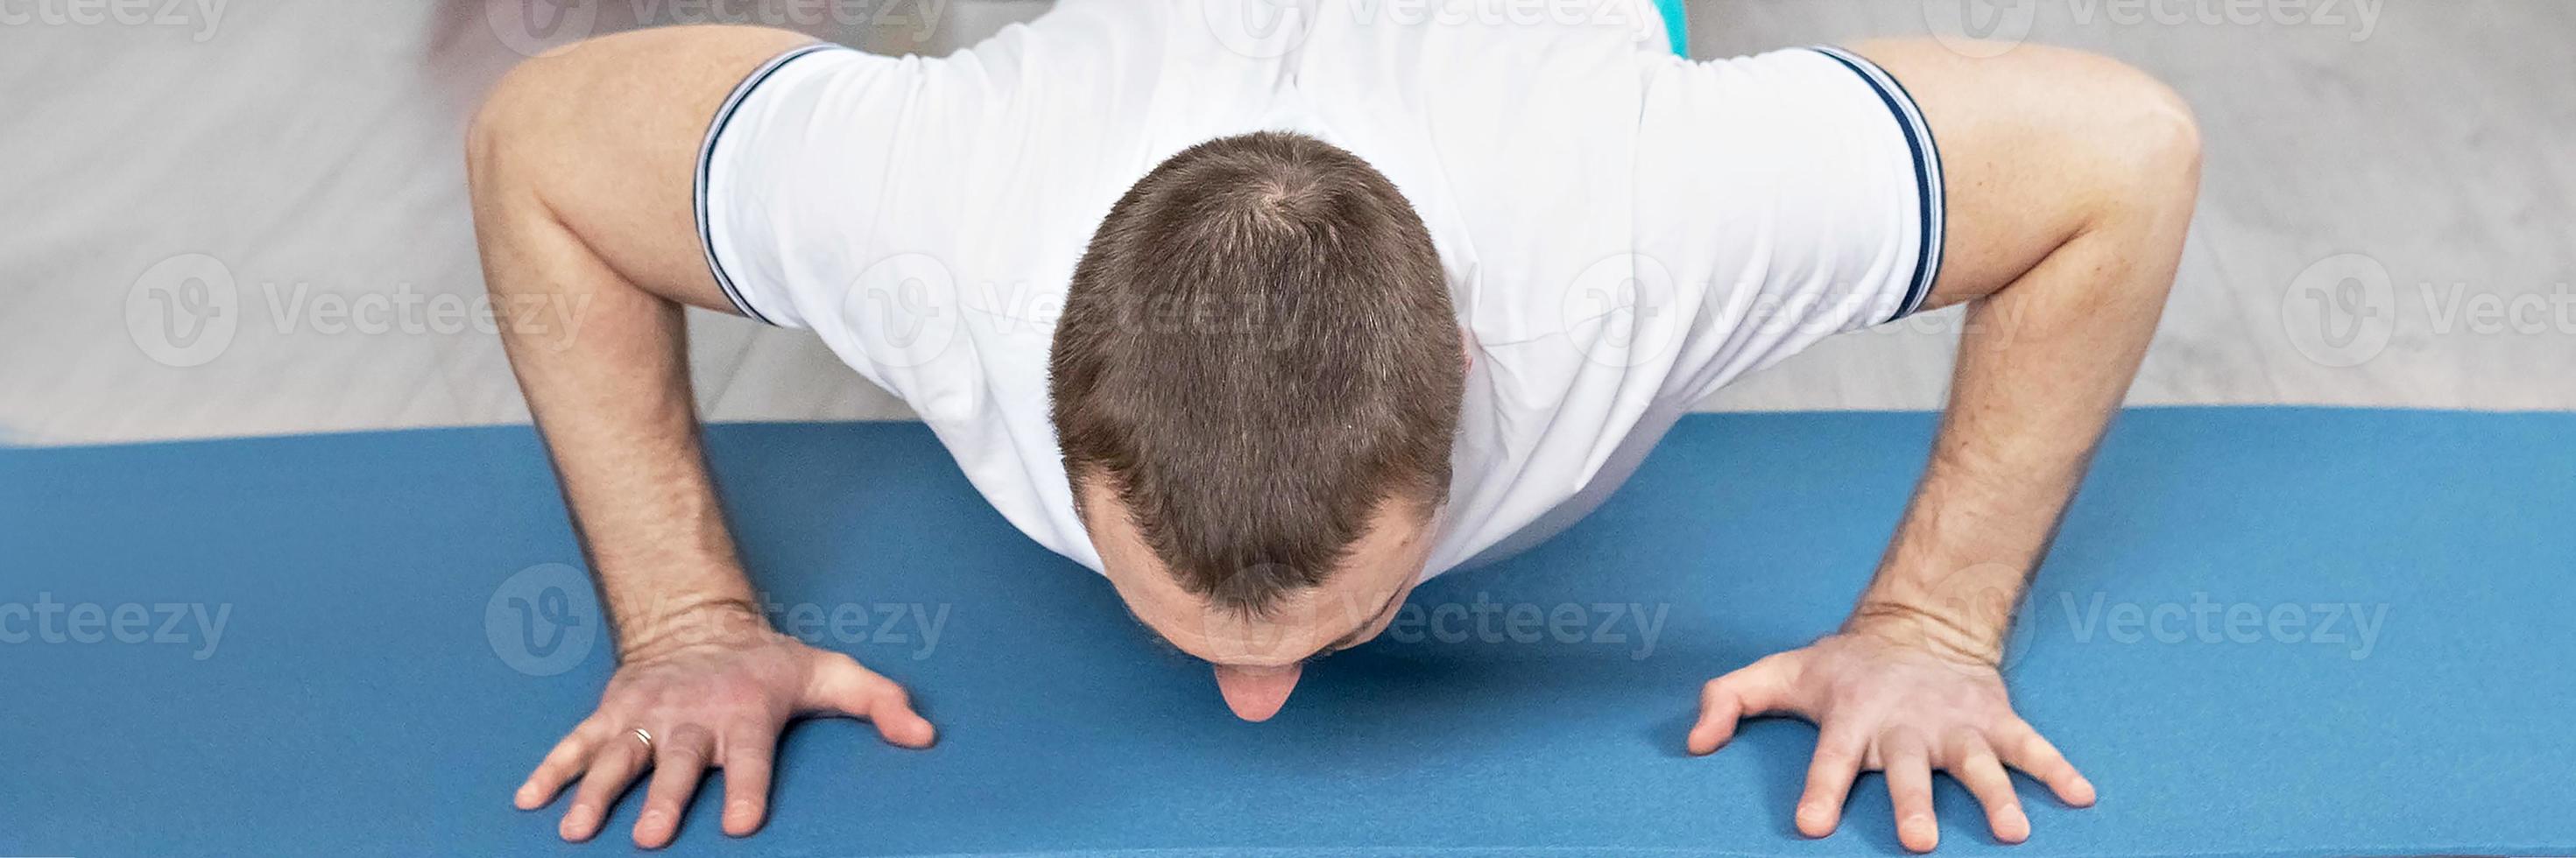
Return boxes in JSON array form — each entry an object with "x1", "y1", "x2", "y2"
[
  {"x1": 723, "y1": 746, "x2": 774, "y2": 774},
  {"x1": 667, "y1": 721, "x2": 716, "y2": 749}
]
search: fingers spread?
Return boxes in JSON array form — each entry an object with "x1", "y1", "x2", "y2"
[
  {"x1": 1688, "y1": 655, "x2": 1799, "y2": 756},
  {"x1": 561, "y1": 729, "x2": 650, "y2": 842},
  {"x1": 518, "y1": 727, "x2": 596, "y2": 810},
  {"x1": 1997, "y1": 721, "x2": 2097, "y2": 807},
  {"x1": 807, "y1": 654, "x2": 935, "y2": 749},
  {"x1": 720, "y1": 722, "x2": 779, "y2": 837},
  {"x1": 1948, "y1": 739, "x2": 2029, "y2": 844},
  {"x1": 1884, "y1": 735, "x2": 1937, "y2": 854},
  {"x1": 1796, "y1": 731, "x2": 1866, "y2": 839},
  {"x1": 632, "y1": 724, "x2": 715, "y2": 848}
]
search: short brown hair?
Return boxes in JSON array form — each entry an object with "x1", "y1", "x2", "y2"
[{"x1": 1048, "y1": 131, "x2": 1462, "y2": 616}]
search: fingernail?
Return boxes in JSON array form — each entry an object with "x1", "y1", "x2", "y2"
[{"x1": 639, "y1": 809, "x2": 667, "y2": 828}]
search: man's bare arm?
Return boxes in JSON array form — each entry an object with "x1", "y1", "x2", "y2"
[
  {"x1": 1690, "y1": 40, "x2": 2201, "y2": 854},
  {"x1": 1844, "y1": 39, "x2": 2201, "y2": 666},
  {"x1": 468, "y1": 25, "x2": 932, "y2": 848},
  {"x1": 470, "y1": 29, "x2": 778, "y2": 657}
]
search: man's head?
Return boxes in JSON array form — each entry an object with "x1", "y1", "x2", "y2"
[{"x1": 1048, "y1": 131, "x2": 1464, "y2": 721}]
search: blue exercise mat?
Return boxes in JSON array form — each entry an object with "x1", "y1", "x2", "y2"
[{"x1": 3, "y1": 408, "x2": 2570, "y2": 856}]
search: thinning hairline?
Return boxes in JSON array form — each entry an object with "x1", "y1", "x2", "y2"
[{"x1": 1114, "y1": 575, "x2": 1411, "y2": 667}]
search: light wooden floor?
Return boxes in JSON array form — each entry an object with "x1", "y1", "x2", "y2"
[{"x1": 1, "y1": 0, "x2": 2568, "y2": 446}]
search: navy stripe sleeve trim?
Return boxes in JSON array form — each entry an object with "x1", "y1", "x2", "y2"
[
  {"x1": 695, "y1": 43, "x2": 842, "y2": 326},
  {"x1": 1807, "y1": 46, "x2": 1948, "y2": 324}
]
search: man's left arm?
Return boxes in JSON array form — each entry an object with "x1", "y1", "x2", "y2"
[{"x1": 1686, "y1": 40, "x2": 2203, "y2": 854}]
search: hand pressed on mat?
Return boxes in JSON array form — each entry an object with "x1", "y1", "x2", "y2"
[
  {"x1": 512, "y1": 606, "x2": 935, "y2": 848},
  {"x1": 1689, "y1": 615, "x2": 2095, "y2": 852}
]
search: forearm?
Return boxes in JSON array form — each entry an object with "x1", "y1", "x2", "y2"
[
  {"x1": 476, "y1": 194, "x2": 760, "y2": 658},
  {"x1": 1851, "y1": 216, "x2": 2185, "y2": 663}
]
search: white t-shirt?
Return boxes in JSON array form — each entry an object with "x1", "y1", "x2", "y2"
[{"x1": 698, "y1": 0, "x2": 1944, "y2": 577}]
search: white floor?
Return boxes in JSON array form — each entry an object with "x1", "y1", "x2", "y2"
[{"x1": 2, "y1": 0, "x2": 2569, "y2": 447}]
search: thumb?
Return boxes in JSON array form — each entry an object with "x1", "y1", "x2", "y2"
[
  {"x1": 1688, "y1": 651, "x2": 1803, "y2": 756},
  {"x1": 803, "y1": 652, "x2": 937, "y2": 749}
]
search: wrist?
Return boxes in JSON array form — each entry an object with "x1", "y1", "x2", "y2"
[
  {"x1": 614, "y1": 593, "x2": 770, "y2": 662},
  {"x1": 1843, "y1": 598, "x2": 2008, "y2": 667}
]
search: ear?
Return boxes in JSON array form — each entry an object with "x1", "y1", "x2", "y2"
[{"x1": 1457, "y1": 325, "x2": 1474, "y2": 372}]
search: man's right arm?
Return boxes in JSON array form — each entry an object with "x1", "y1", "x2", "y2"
[{"x1": 466, "y1": 25, "x2": 933, "y2": 848}]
